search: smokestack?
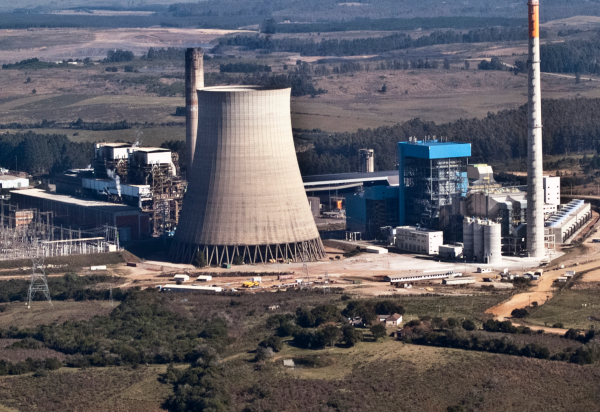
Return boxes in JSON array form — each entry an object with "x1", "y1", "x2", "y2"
[
  {"x1": 185, "y1": 48, "x2": 204, "y2": 173},
  {"x1": 526, "y1": 0, "x2": 544, "y2": 257}
]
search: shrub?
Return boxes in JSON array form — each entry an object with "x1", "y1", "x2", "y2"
[
  {"x1": 511, "y1": 308, "x2": 529, "y2": 318},
  {"x1": 124, "y1": 65, "x2": 134, "y2": 72},
  {"x1": 553, "y1": 323, "x2": 564, "y2": 328},
  {"x1": 259, "y1": 336, "x2": 283, "y2": 352},
  {"x1": 232, "y1": 255, "x2": 244, "y2": 265},
  {"x1": 462, "y1": 319, "x2": 476, "y2": 331},
  {"x1": 192, "y1": 250, "x2": 207, "y2": 268},
  {"x1": 447, "y1": 318, "x2": 459, "y2": 328}
]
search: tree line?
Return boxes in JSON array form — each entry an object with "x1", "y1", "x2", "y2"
[
  {"x1": 0, "y1": 131, "x2": 93, "y2": 175},
  {"x1": 296, "y1": 98, "x2": 600, "y2": 175},
  {"x1": 219, "y1": 62, "x2": 272, "y2": 73},
  {"x1": 540, "y1": 34, "x2": 600, "y2": 74},
  {"x1": 221, "y1": 27, "x2": 531, "y2": 57}
]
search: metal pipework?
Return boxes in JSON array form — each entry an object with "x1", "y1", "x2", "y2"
[
  {"x1": 185, "y1": 48, "x2": 204, "y2": 173},
  {"x1": 526, "y1": 0, "x2": 545, "y2": 257}
]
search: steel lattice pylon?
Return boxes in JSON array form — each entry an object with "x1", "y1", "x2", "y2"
[{"x1": 27, "y1": 254, "x2": 52, "y2": 309}]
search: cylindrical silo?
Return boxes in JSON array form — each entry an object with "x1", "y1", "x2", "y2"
[
  {"x1": 185, "y1": 48, "x2": 204, "y2": 173},
  {"x1": 473, "y1": 220, "x2": 484, "y2": 263},
  {"x1": 463, "y1": 218, "x2": 474, "y2": 261},
  {"x1": 483, "y1": 221, "x2": 502, "y2": 265},
  {"x1": 171, "y1": 86, "x2": 326, "y2": 265}
]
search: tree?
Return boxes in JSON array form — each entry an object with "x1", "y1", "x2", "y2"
[
  {"x1": 447, "y1": 318, "x2": 459, "y2": 328},
  {"x1": 462, "y1": 319, "x2": 476, "y2": 331},
  {"x1": 370, "y1": 324, "x2": 386, "y2": 341},
  {"x1": 25, "y1": 77, "x2": 31, "y2": 83},
  {"x1": 31, "y1": 89, "x2": 36, "y2": 94},
  {"x1": 193, "y1": 250, "x2": 207, "y2": 268},
  {"x1": 296, "y1": 307, "x2": 317, "y2": 328},
  {"x1": 511, "y1": 308, "x2": 529, "y2": 319},
  {"x1": 380, "y1": 83, "x2": 387, "y2": 93},
  {"x1": 322, "y1": 325, "x2": 342, "y2": 347},
  {"x1": 464, "y1": 60, "x2": 470, "y2": 70},
  {"x1": 375, "y1": 300, "x2": 404, "y2": 315},
  {"x1": 259, "y1": 335, "x2": 283, "y2": 352},
  {"x1": 443, "y1": 58, "x2": 450, "y2": 70},
  {"x1": 261, "y1": 18, "x2": 277, "y2": 35},
  {"x1": 232, "y1": 255, "x2": 244, "y2": 265},
  {"x1": 342, "y1": 325, "x2": 363, "y2": 347}
]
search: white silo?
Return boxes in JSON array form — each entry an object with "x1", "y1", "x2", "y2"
[
  {"x1": 473, "y1": 219, "x2": 485, "y2": 263},
  {"x1": 171, "y1": 86, "x2": 326, "y2": 265},
  {"x1": 483, "y1": 221, "x2": 502, "y2": 265},
  {"x1": 463, "y1": 217, "x2": 474, "y2": 261}
]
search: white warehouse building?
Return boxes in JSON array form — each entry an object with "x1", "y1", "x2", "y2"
[
  {"x1": 0, "y1": 175, "x2": 29, "y2": 189},
  {"x1": 545, "y1": 200, "x2": 592, "y2": 243},
  {"x1": 393, "y1": 226, "x2": 444, "y2": 255}
]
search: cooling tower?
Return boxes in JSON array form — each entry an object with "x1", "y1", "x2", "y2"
[
  {"x1": 170, "y1": 86, "x2": 326, "y2": 265},
  {"x1": 526, "y1": 0, "x2": 545, "y2": 257},
  {"x1": 185, "y1": 48, "x2": 204, "y2": 172}
]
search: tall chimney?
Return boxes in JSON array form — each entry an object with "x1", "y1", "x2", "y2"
[
  {"x1": 185, "y1": 48, "x2": 204, "y2": 173},
  {"x1": 526, "y1": 0, "x2": 544, "y2": 257}
]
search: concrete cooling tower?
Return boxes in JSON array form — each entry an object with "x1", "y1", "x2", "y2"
[{"x1": 170, "y1": 86, "x2": 326, "y2": 265}]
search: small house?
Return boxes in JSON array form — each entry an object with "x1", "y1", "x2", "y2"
[
  {"x1": 377, "y1": 314, "x2": 389, "y2": 323},
  {"x1": 385, "y1": 313, "x2": 403, "y2": 326},
  {"x1": 173, "y1": 274, "x2": 190, "y2": 282},
  {"x1": 196, "y1": 275, "x2": 213, "y2": 282}
]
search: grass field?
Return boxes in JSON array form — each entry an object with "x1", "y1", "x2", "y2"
[
  {"x1": 525, "y1": 289, "x2": 600, "y2": 330},
  {"x1": 0, "y1": 300, "x2": 116, "y2": 328}
]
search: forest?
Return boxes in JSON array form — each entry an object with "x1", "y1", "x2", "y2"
[
  {"x1": 221, "y1": 27, "x2": 531, "y2": 56},
  {"x1": 295, "y1": 98, "x2": 600, "y2": 175},
  {"x1": 0, "y1": 131, "x2": 93, "y2": 175},
  {"x1": 541, "y1": 34, "x2": 600, "y2": 74}
]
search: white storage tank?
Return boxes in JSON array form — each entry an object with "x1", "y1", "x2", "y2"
[
  {"x1": 473, "y1": 219, "x2": 484, "y2": 263},
  {"x1": 463, "y1": 218, "x2": 474, "y2": 261},
  {"x1": 483, "y1": 221, "x2": 502, "y2": 264}
]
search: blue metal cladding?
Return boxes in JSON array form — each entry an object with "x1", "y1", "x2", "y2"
[
  {"x1": 398, "y1": 141, "x2": 472, "y2": 159},
  {"x1": 398, "y1": 141, "x2": 471, "y2": 226}
]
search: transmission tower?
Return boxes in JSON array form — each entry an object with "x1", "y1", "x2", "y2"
[{"x1": 27, "y1": 254, "x2": 52, "y2": 309}]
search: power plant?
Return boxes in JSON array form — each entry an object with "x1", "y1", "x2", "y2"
[
  {"x1": 526, "y1": 0, "x2": 545, "y2": 257},
  {"x1": 171, "y1": 81, "x2": 326, "y2": 265}
]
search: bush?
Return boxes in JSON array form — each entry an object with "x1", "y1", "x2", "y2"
[
  {"x1": 447, "y1": 318, "x2": 459, "y2": 328},
  {"x1": 462, "y1": 319, "x2": 476, "y2": 331},
  {"x1": 511, "y1": 308, "x2": 529, "y2": 319},
  {"x1": 259, "y1": 336, "x2": 283, "y2": 352},
  {"x1": 553, "y1": 323, "x2": 564, "y2": 328},
  {"x1": 232, "y1": 255, "x2": 244, "y2": 265},
  {"x1": 124, "y1": 65, "x2": 134, "y2": 72}
]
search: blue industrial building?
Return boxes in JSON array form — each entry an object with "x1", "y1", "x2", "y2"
[
  {"x1": 346, "y1": 186, "x2": 399, "y2": 239},
  {"x1": 398, "y1": 140, "x2": 471, "y2": 229}
]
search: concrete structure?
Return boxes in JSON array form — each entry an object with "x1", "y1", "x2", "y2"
[
  {"x1": 526, "y1": 0, "x2": 545, "y2": 257},
  {"x1": 185, "y1": 48, "x2": 204, "y2": 171},
  {"x1": 358, "y1": 149, "x2": 375, "y2": 173},
  {"x1": 543, "y1": 176, "x2": 560, "y2": 205},
  {"x1": 171, "y1": 86, "x2": 326, "y2": 265},
  {"x1": 307, "y1": 196, "x2": 320, "y2": 217},
  {"x1": 0, "y1": 175, "x2": 29, "y2": 189},
  {"x1": 10, "y1": 189, "x2": 150, "y2": 241},
  {"x1": 398, "y1": 140, "x2": 470, "y2": 229},
  {"x1": 463, "y1": 218, "x2": 502, "y2": 264},
  {"x1": 443, "y1": 276, "x2": 476, "y2": 285},
  {"x1": 386, "y1": 271, "x2": 459, "y2": 283},
  {"x1": 161, "y1": 284, "x2": 222, "y2": 293},
  {"x1": 392, "y1": 226, "x2": 443, "y2": 255},
  {"x1": 467, "y1": 164, "x2": 501, "y2": 191},
  {"x1": 545, "y1": 200, "x2": 592, "y2": 243},
  {"x1": 439, "y1": 244, "x2": 463, "y2": 259},
  {"x1": 346, "y1": 186, "x2": 399, "y2": 239}
]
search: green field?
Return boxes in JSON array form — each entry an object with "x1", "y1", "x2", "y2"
[{"x1": 525, "y1": 289, "x2": 600, "y2": 330}]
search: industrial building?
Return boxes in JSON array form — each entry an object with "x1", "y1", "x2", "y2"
[
  {"x1": 545, "y1": 200, "x2": 592, "y2": 243},
  {"x1": 53, "y1": 142, "x2": 185, "y2": 237},
  {"x1": 346, "y1": 186, "x2": 399, "y2": 239},
  {"x1": 10, "y1": 189, "x2": 149, "y2": 241},
  {"x1": 0, "y1": 175, "x2": 29, "y2": 190},
  {"x1": 171, "y1": 85, "x2": 326, "y2": 265},
  {"x1": 463, "y1": 218, "x2": 502, "y2": 264},
  {"x1": 398, "y1": 139, "x2": 471, "y2": 229},
  {"x1": 391, "y1": 226, "x2": 444, "y2": 255}
]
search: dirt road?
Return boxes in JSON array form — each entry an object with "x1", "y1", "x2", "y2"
[{"x1": 486, "y1": 261, "x2": 600, "y2": 321}]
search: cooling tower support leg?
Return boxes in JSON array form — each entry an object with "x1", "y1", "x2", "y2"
[{"x1": 172, "y1": 238, "x2": 326, "y2": 266}]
